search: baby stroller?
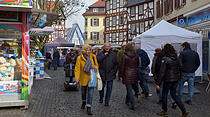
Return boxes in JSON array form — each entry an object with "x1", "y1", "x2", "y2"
[{"x1": 64, "y1": 53, "x2": 79, "y2": 91}]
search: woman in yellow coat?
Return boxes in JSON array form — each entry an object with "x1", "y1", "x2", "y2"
[{"x1": 75, "y1": 44, "x2": 98, "y2": 115}]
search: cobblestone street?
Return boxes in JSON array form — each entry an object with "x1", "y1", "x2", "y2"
[{"x1": 0, "y1": 68, "x2": 209, "y2": 117}]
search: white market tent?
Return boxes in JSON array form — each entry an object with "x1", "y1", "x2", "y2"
[{"x1": 133, "y1": 20, "x2": 203, "y2": 76}]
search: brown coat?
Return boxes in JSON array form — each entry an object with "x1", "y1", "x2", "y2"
[{"x1": 119, "y1": 51, "x2": 139, "y2": 85}]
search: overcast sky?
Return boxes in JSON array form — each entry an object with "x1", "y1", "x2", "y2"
[{"x1": 66, "y1": 0, "x2": 98, "y2": 32}]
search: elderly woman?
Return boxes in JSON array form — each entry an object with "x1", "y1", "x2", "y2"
[
  {"x1": 75, "y1": 44, "x2": 98, "y2": 115},
  {"x1": 119, "y1": 43, "x2": 139, "y2": 110}
]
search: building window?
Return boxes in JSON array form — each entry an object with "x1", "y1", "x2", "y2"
[
  {"x1": 175, "y1": 0, "x2": 186, "y2": 9},
  {"x1": 120, "y1": 0, "x2": 124, "y2": 7},
  {"x1": 156, "y1": 0, "x2": 163, "y2": 18},
  {"x1": 106, "y1": 34, "x2": 110, "y2": 42},
  {"x1": 131, "y1": 24, "x2": 136, "y2": 34},
  {"x1": 139, "y1": 5, "x2": 143, "y2": 15},
  {"x1": 106, "y1": 1, "x2": 110, "y2": 10},
  {"x1": 164, "y1": 0, "x2": 173, "y2": 14},
  {"x1": 119, "y1": 15, "x2": 124, "y2": 25},
  {"x1": 93, "y1": 8, "x2": 98, "y2": 12},
  {"x1": 119, "y1": 32, "x2": 123, "y2": 41},
  {"x1": 106, "y1": 18, "x2": 110, "y2": 27},
  {"x1": 92, "y1": 32, "x2": 99, "y2": 40},
  {"x1": 131, "y1": 7, "x2": 135, "y2": 16},
  {"x1": 112, "y1": 16, "x2": 116, "y2": 26},
  {"x1": 113, "y1": 0, "x2": 117, "y2": 9},
  {"x1": 85, "y1": 18, "x2": 88, "y2": 27},
  {"x1": 92, "y1": 18, "x2": 99, "y2": 26},
  {"x1": 112, "y1": 33, "x2": 116, "y2": 42},
  {"x1": 139, "y1": 22, "x2": 144, "y2": 33}
]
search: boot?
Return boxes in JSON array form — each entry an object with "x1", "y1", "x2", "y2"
[
  {"x1": 81, "y1": 101, "x2": 86, "y2": 109},
  {"x1": 87, "y1": 107, "x2": 93, "y2": 115}
]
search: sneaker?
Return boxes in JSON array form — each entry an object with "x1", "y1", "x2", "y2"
[
  {"x1": 185, "y1": 100, "x2": 192, "y2": 105},
  {"x1": 182, "y1": 111, "x2": 189, "y2": 117},
  {"x1": 156, "y1": 110, "x2": 168, "y2": 116},
  {"x1": 172, "y1": 103, "x2": 177, "y2": 109}
]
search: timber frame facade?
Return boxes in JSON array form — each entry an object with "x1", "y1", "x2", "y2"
[
  {"x1": 126, "y1": 0, "x2": 154, "y2": 40},
  {"x1": 104, "y1": 0, "x2": 129, "y2": 45}
]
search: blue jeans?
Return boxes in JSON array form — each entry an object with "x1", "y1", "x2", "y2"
[
  {"x1": 159, "y1": 82, "x2": 175, "y2": 104},
  {"x1": 99, "y1": 80, "x2": 113, "y2": 104},
  {"x1": 81, "y1": 86, "x2": 94, "y2": 107},
  {"x1": 125, "y1": 84, "x2": 136, "y2": 107},
  {"x1": 138, "y1": 70, "x2": 149, "y2": 93},
  {"x1": 162, "y1": 82, "x2": 186, "y2": 113},
  {"x1": 178, "y1": 72, "x2": 195, "y2": 102},
  {"x1": 132, "y1": 82, "x2": 140, "y2": 95}
]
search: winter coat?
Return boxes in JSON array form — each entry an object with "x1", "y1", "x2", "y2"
[
  {"x1": 97, "y1": 50, "x2": 118, "y2": 81},
  {"x1": 155, "y1": 51, "x2": 165, "y2": 76},
  {"x1": 157, "y1": 54, "x2": 182, "y2": 85},
  {"x1": 75, "y1": 53, "x2": 99, "y2": 86},
  {"x1": 117, "y1": 48, "x2": 125, "y2": 64},
  {"x1": 136, "y1": 49, "x2": 150, "y2": 70},
  {"x1": 119, "y1": 51, "x2": 139, "y2": 85},
  {"x1": 179, "y1": 48, "x2": 200, "y2": 73},
  {"x1": 53, "y1": 51, "x2": 60, "y2": 60}
]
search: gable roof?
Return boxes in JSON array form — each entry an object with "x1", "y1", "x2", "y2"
[
  {"x1": 66, "y1": 24, "x2": 85, "y2": 45},
  {"x1": 126, "y1": 0, "x2": 153, "y2": 7},
  {"x1": 89, "y1": 0, "x2": 105, "y2": 8}
]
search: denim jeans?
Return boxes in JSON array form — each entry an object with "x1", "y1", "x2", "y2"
[
  {"x1": 132, "y1": 82, "x2": 140, "y2": 95},
  {"x1": 138, "y1": 70, "x2": 149, "y2": 93},
  {"x1": 125, "y1": 84, "x2": 136, "y2": 107},
  {"x1": 99, "y1": 80, "x2": 113, "y2": 104},
  {"x1": 159, "y1": 82, "x2": 175, "y2": 104},
  {"x1": 178, "y1": 72, "x2": 195, "y2": 102},
  {"x1": 162, "y1": 82, "x2": 186, "y2": 113},
  {"x1": 81, "y1": 86, "x2": 94, "y2": 107}
]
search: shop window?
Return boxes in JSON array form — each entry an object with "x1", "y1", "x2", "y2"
[
  {"x1": 112, "y1": 16, "x2": 116, "y2": 26},
  {"x1": 139, "y1": 22, "x2": 144, "y2": 33},
  {"x1": 112, "y1": 33, "x2": 116, "y2": 42},
  {"x1": 139, "y1": 5, "x2": 143, "y2": 15},
  {"x1": 113, "y1": 0, "x2": 117, "y2": 9},
  {"x1": 119, "y1": 15, "x2": 124, "y2": 25},
  {"x1": 131, "y1": 7, "x2": 135, "y2": 16},
  {"x1": 106, "y1": 1, "x2": 110, "y2": 10}
]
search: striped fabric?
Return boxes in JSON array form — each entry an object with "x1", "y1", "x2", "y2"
[{"x1": 83, "y1": 56, "x2": 92, "y2": 74}]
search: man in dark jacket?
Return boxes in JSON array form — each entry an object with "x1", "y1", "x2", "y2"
[
  {"x1": 136, "y1": 48, "x2": 150, "y2": 97},
  {"x1": 97, "y1": 43, "x2": 118, "y2": 106},
  {"x1": 53, "y1": 49, "x2": 60, "y2": 70},
  {"x1": 178, "y1": 42, "x2": 200, "y2": 105}
]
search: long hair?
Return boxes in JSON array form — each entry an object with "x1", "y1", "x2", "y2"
[
  {"x1": 163, "y1": 44, "x2": 176, "y2": 56},
  {"x1": 125, "y1": 43, "x2": 135, "y2": 52}
]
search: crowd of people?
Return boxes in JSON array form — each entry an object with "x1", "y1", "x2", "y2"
[{"x1": 45, "y1": 42, "x2": 200, "y2": 117}]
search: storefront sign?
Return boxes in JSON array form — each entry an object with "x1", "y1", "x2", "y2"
[
  {"x1": 177, "y1": 17, "x2": 187, "y2": 27},
  {"x1": 188, "y1": 9, "x2": 210, "y2": 26},
  {"x1": 0, "y1": 0, "x2": 31, "y2": 6}
]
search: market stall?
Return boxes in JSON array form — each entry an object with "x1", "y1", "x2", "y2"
[{"x1": 0, "y1": 1, "x2": 32, "y2": 108}]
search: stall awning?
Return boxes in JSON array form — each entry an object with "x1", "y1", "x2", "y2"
[
  {"x1": 30, "y1": 27, "x2": 54, "y2": 36},
  {"x1": 0, "y1": 5, "x2": 32, "y2": 12}
]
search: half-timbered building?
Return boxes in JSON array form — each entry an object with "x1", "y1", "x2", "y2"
[
  {"x1": 104, "y1": 0, "x2": 129, "y2": 45},
  {"x1": 126, "y1": 0, "x2": 154, "y2": 40}
]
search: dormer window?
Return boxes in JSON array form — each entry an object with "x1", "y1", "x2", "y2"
[{"x1": 93, "y1": 8, "x2": 99, "y2": 12}]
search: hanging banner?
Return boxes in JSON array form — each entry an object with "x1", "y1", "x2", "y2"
[{"x1": 0, "y1": 0, "x2": 31, "y2": 6}]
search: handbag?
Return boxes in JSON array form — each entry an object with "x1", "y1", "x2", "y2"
[
  {"x1": 96, "y1": 70, "x2": 102, "y2": 91},
  {"x1": 88, "y1": 69, "x2": 97, "y2": 87}
]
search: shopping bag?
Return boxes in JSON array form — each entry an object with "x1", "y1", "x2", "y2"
[
  {"x1": 96, "y1": 70, "x2": 102, "y2": 91},
  {"x1": 88, "y1": 69, "x2": 97, "y2": 88}
]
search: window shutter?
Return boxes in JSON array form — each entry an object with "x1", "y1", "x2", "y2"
[
  {"x1": 103, "y1": 18, "x2": 105, "y2": 26},
  {"x1": 171, "y1": 0, "x2": 173, "y2": 12},
  {"x1": 97, "y1": 19, "x2": 99, "y2": 26},
  {"x1": 183, "y1": 0, "x2": 186, "y2": 5},
  {"x1": 97, "y1": 32, "x2": 99, "y2": 40},
  {"x1": 91, "y1": 19, "x2": 93, "y2": 26},
  {"x1": 91, "y1": 32, "x2": 92, "y2": 40},
  {"x1": 175, "y1": 0, "x2": 179, "y2": 9},
  {"x1": 156, "y1": 1, "x2": 160, "y2": 18},
  {"x1": 164, "y1": 0, "x2": 168, "y2": 15}
]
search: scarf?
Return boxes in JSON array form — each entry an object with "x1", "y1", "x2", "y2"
[{"x1": 84, "y1": 56, "x2": 92, "y2": 74}]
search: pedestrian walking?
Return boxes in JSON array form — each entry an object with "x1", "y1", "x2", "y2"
[
  {"x1": 178, "y1": 42, "x2": 200, "y2": 105},
  {"x1": 97, "y1": 43, "x2": 118, "y2": 106},
  {"x1": 156, "y1": 44, "x2": 189, "y2": 117},
  {"x1": 46, "y1": 49, "x2": 53, "y2": 70},
  {"x1": 136, "y1": 47, "x2": 150, "y2": 97},
  {"x1": 75, "y1": 44, "x2": 98, "y2": 115},
  {"x1": 119, "y1": 43, "x2": 139, "y2": 110},
  {"x1": 52, "y1": 49, "x2": 60, "y2": 70}
]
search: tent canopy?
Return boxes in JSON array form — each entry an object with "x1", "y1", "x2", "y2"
[
  {"x1": 45, "y1": 37, "x2": 74, "y2": 47},
  {"x1": 133, "y1": 20, "x2": 203, "y2": 76},
  {"x1": 134, "y1": 20, "x2": 202, "y2": 42}
]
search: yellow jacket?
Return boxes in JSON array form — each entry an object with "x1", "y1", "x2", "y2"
[{"x1": 75, "y1": 53, "x2": 99, "y2": 86}]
